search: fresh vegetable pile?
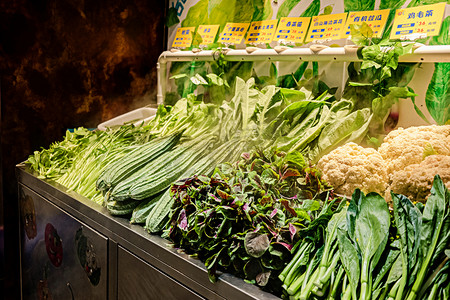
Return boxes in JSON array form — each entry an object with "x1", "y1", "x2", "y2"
[
  {"x1": 167, "y1": 149, "x2": 342, "y2": 294},
  {"x1": 278, "y1": 175, "x2": 450, "y2": 300},
  {"x1": 23, "y1": 31, "x2": 450, "y2": 299}
]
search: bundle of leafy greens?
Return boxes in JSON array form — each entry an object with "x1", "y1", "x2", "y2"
[
  {"x1": 27, "y1": 127, "x2": 95, "y2": 180},
  {"x1": 167, "y1": 149, "x2": 341, "y2": 295},
  {"x1": 279, "y1": 175, "x2": 450, "y2": 300},
  {"x1": 342, "y1": 23, "x2": 422, "y2": 145},
  {"x1": 56, "y1": 124, "x2": 154, "y2": 204}
]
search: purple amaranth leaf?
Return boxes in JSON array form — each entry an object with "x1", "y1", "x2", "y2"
[
  {"x1": 243, "y1": 202, "x2": 250, "y2": 212},
  {"x1": 241, "y1": 152, "x2": 251, "y2": 160},
  {"x1": 270, "y1": 209, "x2": 278, "y2": 219},
  {"x1": 178, "y1": 209, "x2": 188, "y2": 231},
  {"x1": 280, "y1": 200, "x2": 297, "y2": 217},
  {"x1": 208, "y1": 192, "x2": 221, "y2": 203},
  {"x1": 289, "y1": 223, "x2": 296, "y2": 241},
  {"x1": 217, "y1": 189, "x2": 231, "y2": 200},
  {"x1": 273, "y1": 242, "x2": 293, "y2": 251}
]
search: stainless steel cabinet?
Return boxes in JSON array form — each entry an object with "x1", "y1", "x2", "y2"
[
  {"x1": 19, "y1": 186, "x2": 108, "y2": 299},
  {"x1": 117, "y1": 246, "x2": 205, "y2": 300},
  {"x1": 17, "y1": 164, "x2": 280, "y2": 300}
]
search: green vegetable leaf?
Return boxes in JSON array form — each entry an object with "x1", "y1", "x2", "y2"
[
  {"x1": 344, "y1": 0, "x2": 375, "y2": 12},
  {"x1": 166, "y1": 7, "x2": 180, "y2": 27},
  {"x1": 408, "y1": 175, "x2": 450, "y2": 300},
  {"x1": 190, "y1": 74, "x2": 209, "y2": 85},
  {"x1": 338, "y1": 227, "x2": 360, "y2": 300},
  {"x1": 284, "y1": 151, "x2": 306, "y2": 169},
  {"x1": 349, "y1": 190, "x2": 390, "y2": 300},
  {"x1": 425, "y1": 62, "x2": 450, "y2": 125},
  {"x1": 301, "y1": 0, "x2": 321, "y2": 18},
  {"x1": 170, "y1": 74, "x2": 188, "y2": 80},
  {"x1": 276, "y1": 0, "x2": 301, "y2": 18},
  {"x1": 252, "y1": 0, "x2": 273, "y2": 21},
  {"x1": 206, "y1": 73, "x2": 227, "y2": 87},
  {"x1": 350, "y1": 23, "x2": 374, "y2": 46}
]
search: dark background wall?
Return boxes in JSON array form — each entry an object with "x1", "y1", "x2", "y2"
[{"x1": 0, "y1": 0, "x2": 166, "y2": 297}]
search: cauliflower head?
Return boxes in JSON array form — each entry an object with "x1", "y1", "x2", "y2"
[
  {"x1": 387, "y1": 155, "x2": 450, "y2": 203},
  {"x1": 378, "y1": 125, "x2": 450, "y2": 179},
  {"x1": 317, "y1": 142, "x2": 388, "y2": 197}
]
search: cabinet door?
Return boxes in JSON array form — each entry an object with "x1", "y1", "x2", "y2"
[
  {"x1": 19, "y1": 186, "x2": 108, "y2": 300},
  {"x1": 118, "y1": 246, "x2": 205, "y2": 300}
]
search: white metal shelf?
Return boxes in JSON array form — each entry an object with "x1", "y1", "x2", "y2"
[
  {"x1": 156, "y1": 45, "x2": 450, "y2": 103},
  {"x1": 158, "y1": 45, "x2": 450, "y2": 63}
]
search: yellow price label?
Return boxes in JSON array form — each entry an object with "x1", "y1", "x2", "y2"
[
  {"x1": 390, "y1": 2, "x2": 446, "y2": 39},
  {"x1": 273, "y1": 17, "x2": 311, "y2": 43},
  {"x1": 172, "y1": 27, "x2": 196, "y2": 48},
  {"x1": 306, "y1": 13, "x2": 348, "y2": 43},
  {"x1": 245, "y1": 20, "x2": 279, "y2": 44},
  {"x1": 343, "y1": 9, "x2": 390, "y2": 38},
  {"x1": 219, "y1": 23, "x2": 250, "y2": 45},
  {"x1": 197, "y1": 25, "x2": 220, "y2": 46}
]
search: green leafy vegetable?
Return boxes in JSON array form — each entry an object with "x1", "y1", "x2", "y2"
[{"x1": 165, "y1": 7, "x2": 180, "y2": 27}]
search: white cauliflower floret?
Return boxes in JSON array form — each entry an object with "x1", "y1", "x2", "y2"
[
  {"x1": 387, "y1": 155, "x2": 450, "y2": 203},
  {"x1": 378, "y1": 125, "x2": 450, "y2": 179},
  {"x1": 317, "y1": 142, "x2": 388, "y2": 197}
]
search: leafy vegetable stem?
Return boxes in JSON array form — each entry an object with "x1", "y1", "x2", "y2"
[
  {"x1": 407, "y1": 217, "x2": 446, "y2": 300},
  {"x1": 317, "y1": 253, "x2": 340, "y2": 288},
  {"x1": 286, "y1": 272, "x2": 306, "y2": 296},
  {"x1": 395, "y1": 247, "x2": 408, "y2": 300},
  {"x1": 283, "y1": 242, "x2": 312, "y2": 285},
  {"x1": 316, "y1": 241, "x2": 338, "y2": 288},
  {"x1": 280, "y1": 241, "x2": 307, "y2": 281},
  {"x1": 299, "y1": 266, "x2": 320, "y2": 300},
  {"x1": 360, "y1": 255, "x2": 370, "y2": 300},
  {"x1": 426, "y1": 283, "x2": 438, "y2": 300},
  {"x1": 328, "y1": 266, "x2": 345, "y2": 299},
  {"x1": 342, "y1": 282, "x2": 352, "y2": 300},
  {"x1": 388, "y1": 277, "x2": 401, "y2": 300}
]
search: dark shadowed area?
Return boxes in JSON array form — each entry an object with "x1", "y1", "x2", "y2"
[{"x1": 0, "y1": 0, "x2": 166, "y2": 297}]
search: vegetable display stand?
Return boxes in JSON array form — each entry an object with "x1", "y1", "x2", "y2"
[
  {"x1": 18, "y1": 42, "x2": 450, "y2": 299},
  {"x1": 16, "y1": 163, "x2": 280, "y2": 300}
]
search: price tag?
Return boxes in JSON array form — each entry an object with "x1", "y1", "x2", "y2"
[
  {"x1": 306, "y1": 13, "x2": 348, "y2": 43},
  {"x1": 390, "y1": 2, "x2": 446, "y2": 39},
  {"x1": 343, "y1": 9, "x2": 390, "y2": 38},
  {"x1": 273, "y1": 17, "x2": 311, "y2": 44},
  {"x1": 197, "y1": 25, "x2": 220, "y2": 46},
  {"x1": 245, "y1": 19, "x2": 279, "y2": 44},
  {"x1": 172, "y1": 27, "x2": 196, "y2": 48},
  {"x1": 219, "y1": 22, "x2": 250, "y2": 45}
]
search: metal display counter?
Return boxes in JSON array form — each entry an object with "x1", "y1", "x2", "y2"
[{"x1": 16, "y1": 163, "x2": 280, "y2": 300}]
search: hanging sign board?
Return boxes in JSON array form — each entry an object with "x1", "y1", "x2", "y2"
[
  {"x1": 273, "y1": 17, "x2": 311, "y2": 44},
  {"x1": 218, "y1": 23, "x2": 250, "y2": 45},
  {"x1": 343, "y1": 9, "x2": 390, "y2": 38},
  {"x1": 390, "y1": 2, "x2": 446, "y2": 39},
  {"x1": 245, "y1": 19, "x2": 279, "y2": 44},
  {"x1": 305, "y1": 13, "x2": 348, "y2": 43},
  {"x1": 172, "y1": 27, "x2": 196, "y2": 48},
  {"x1": 197, "y1": 25, "x2": 220, "y2": 46}
]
